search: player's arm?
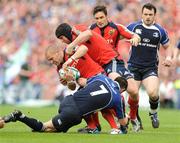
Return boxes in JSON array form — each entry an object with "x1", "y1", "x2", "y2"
[
  {"x1": 173, "y1": 47, "x2": 180, "y2": 66},
  {"x1": 173, "y1": 47, "x2": 179, "y2": 59},
  {"x1": 162, "y1": 42, "x2": 173, "y2": 67},
  {"x1": 117, "y1": 24, "x2": 141, "y2": 46},
  {"x1": 66, "y1": 30, "x2": 92, "y2": 55},
  {"x1": 63, "y1": 45, "x2": 88, "y2": 68}
]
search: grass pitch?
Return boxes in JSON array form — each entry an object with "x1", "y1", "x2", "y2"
[{"x1": 0, "y1": 105, "x2": 180, "y2": 143}]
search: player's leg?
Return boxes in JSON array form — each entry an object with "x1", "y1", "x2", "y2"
[
  {"x1": 101, "y1": 109, "x2": 119, "y2": 134},
  {"x1": 127, "y1": 78, "x2": 142, "y2": 132},
  {"x1": 142, "y1": 76, "x2": 160, "y2": 128},
  {"x1": 77, "y1": 114, "x2": 99, "y2": 133},
  {"x1": 116, "y1": 61, "x2": 141, "y2": 132},
  {"x1": 2, "y1": 110, "x2": 46, "y2": 132},
  {"x1": 136, "y1": 107, "x2": 143, "y2": 130},
  {"x1": 91, "y1": 112, "x2": 102, "y2": 131},
  {"x1": 108, "y1": 72, "x2": 128, "y2": 133}
]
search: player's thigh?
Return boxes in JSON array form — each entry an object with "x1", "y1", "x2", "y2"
[{"x1": 142, "y1": 76, "x2": 159, "y2": 97}]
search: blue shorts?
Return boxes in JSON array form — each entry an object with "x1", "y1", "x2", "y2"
[
  {"x1": 128, "y1": 65, "x2": 158, "y2": 81},
  {"x1": 103, "y1": 59, "x2": 133, "y2": 79},
  {"x1": 52, "y1": 96, "x2": 82, "y2": 132}
]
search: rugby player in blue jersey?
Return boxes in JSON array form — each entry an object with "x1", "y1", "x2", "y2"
[{"x1": 127, "y1": 3, "x2": 172, "y2": 129}]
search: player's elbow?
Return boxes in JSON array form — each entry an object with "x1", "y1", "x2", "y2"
[{"x1": 84, "y1": 30, "x2": 93, "y2": 39}]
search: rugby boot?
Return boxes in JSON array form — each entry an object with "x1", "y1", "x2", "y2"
[
  {"x1": 149, "y1": 112, "x2": 159, "y2": 128},
  {"x1": 2, "y1": 110, "x2": 22, "y2": 123}
]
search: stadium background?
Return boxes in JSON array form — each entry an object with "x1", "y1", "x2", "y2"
[{"x1": 0, "y1": 0, "x2": 179, "y2": 109}]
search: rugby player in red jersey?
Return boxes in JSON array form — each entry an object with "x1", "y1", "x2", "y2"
[
  {"x1": 45, "y1": 43, "x2": 127, "y2": 134},
  {"x1": 89, "y1": 5, "x2": 143, "y2": 131}
]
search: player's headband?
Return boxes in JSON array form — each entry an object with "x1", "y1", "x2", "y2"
[{"x1": 55, "y1": 23, "x2": 72, "y2": 42}]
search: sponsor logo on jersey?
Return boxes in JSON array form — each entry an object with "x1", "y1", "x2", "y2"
[
  {"x1": 135, "y1": 29, "x2": 142, "y2": 34},
  {"x1": 143, "y1": 38, "x2": 150, "y2": 43},
  {"x1": 109, "y1": 29, "x2": 115, "y2": 35},
  {"x1": 153, "y1": 32, "x2": 159, "y2": 38}
]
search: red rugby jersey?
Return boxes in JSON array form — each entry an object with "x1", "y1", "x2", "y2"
[
  {"x1": 72, "y1": 24, "x2": 118, "y2": 66},
  {"x1": 90, "y1": 22, "x2": 133, "y2": 60}
]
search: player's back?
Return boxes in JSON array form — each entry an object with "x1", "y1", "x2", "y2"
[
  {"x1": 73, "y1": 74, "x2": 120, "y2": 116},
  {"x1": 74, "y1": 25, "x2": 118, "y2": 66},
  {"x1": 64, "y1": 52, "x2": 104, "y2": 78}
]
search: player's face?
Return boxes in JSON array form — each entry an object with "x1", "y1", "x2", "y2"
[
  {"x1": 47, "y1": 51, "x2": 63, "y2": 66},
  {"x1": 94, "y1": 11, "x2": 108, "y2": 28},
  {"x1": 142, "y1": 8, "x2": 156, "y2": 26},
  {"x1": 58, "y1": 36, "x2": 71, "y2": 44}
]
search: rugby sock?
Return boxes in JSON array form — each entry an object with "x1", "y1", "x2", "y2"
[
  {"x1": 149, "y1": 96, "x2": 159, "y2": 114},
  {"x1": 92, "y1": 112, "x2": 100, "y2": 127},
  {"x1": 18, "y1": 116, "x2": 44, "y2": 131},
  {"x1": 101, "y1": 109, "x2": 118, "y2": 129},
  {"x1": 121, "y1": 95, "x2": 126, "y2": 114},
  {"x1": 128, "y1": 97, "x2": 139, "y2": 120},
  {"x1": 84, "y1": 114, "x2": 96, "y2": 129}
]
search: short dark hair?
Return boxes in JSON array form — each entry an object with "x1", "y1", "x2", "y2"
[
  {"x1": 114, "y1": 76, "x2": 128, "y2": 91},
  {"x1": 93, "y1": 5, "x2": 107, "y2": 16},
  {"x1": 55, "y1": 23, "x2": 72, "y2": 41},
  {"x1": 142, "y1": 3, "x2": 156, "y2": 14}
]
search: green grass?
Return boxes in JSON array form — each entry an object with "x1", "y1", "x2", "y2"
[{"x1": 0, "y1": 105, "x2": 180, "y2": 143}]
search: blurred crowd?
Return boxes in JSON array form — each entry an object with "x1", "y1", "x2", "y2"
[{"x1": 0, "y1": 0, "x2": 179, "y2": 108}]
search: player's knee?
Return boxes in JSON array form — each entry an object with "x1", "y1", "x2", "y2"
[
  {"x1": 127, "y1": 82, "x2": 139, "y2": 97},
  {"x1": 147, "y1": 88, "x2": 159, "y2": 99},
  {"x1": 127, "y1": 88, "x2": 139, "y2": 100}
]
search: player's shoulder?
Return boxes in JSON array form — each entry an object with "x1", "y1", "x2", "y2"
[
  {"x1": 74, "y1": 24, "x2": 88, "y2": 31},
  {"x1": 128, "y1": 20, "x2": 142, "y2": 27},
  {"x1": 154, "y1": 23, "x2": 167, "y2": 32}
]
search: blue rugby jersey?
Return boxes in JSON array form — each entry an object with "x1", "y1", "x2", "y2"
[{"x1": 127, "y1": 20, "x2": 169, "y2": 68}]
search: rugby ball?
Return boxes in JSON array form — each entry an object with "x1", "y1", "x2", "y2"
[{"x1": 59, "y1": 67, "x2": 80, "y2": 81}]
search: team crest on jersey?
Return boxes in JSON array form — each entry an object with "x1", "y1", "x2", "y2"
[
  {"x1": 135, "y1": 29, "x2": 142, "y2": 34},
  {"x1": 153, "y1": 32, "x2": 159, "y2": 38},
  {"x1": 109, "y1": 29, "x2": 115, "y2": 35}
]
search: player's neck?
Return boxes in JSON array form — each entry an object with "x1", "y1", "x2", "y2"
[{"x1": 142, "y1": 19, "x2": 155, "y2": 27}]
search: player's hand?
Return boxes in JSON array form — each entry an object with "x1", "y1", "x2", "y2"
[
  {"x1": 129, "y1": 34, "x2": 141, "y2": 46},
  {"x1": 0, "y1": 117, "x2": 5, "y2": 129},
  {"x1": 59, "y1": 77, "x2": 67, "y2": 86},
  {"x1": 162, "y1": 56, "x2": 172, "y2": 67},
  {"x1": 62, "y1": 58, "x2": 73, "y2": 69},
  {"x1": 77, "y1": 78, "x2": 87, "y2": 87},
  {"x1": 64, "y1": 70, "x2": 75, "y2": 82}
]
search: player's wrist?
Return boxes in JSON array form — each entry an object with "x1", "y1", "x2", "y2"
[{"x1": 70, "y1": 55, "x2": 78, "y2": 63}]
